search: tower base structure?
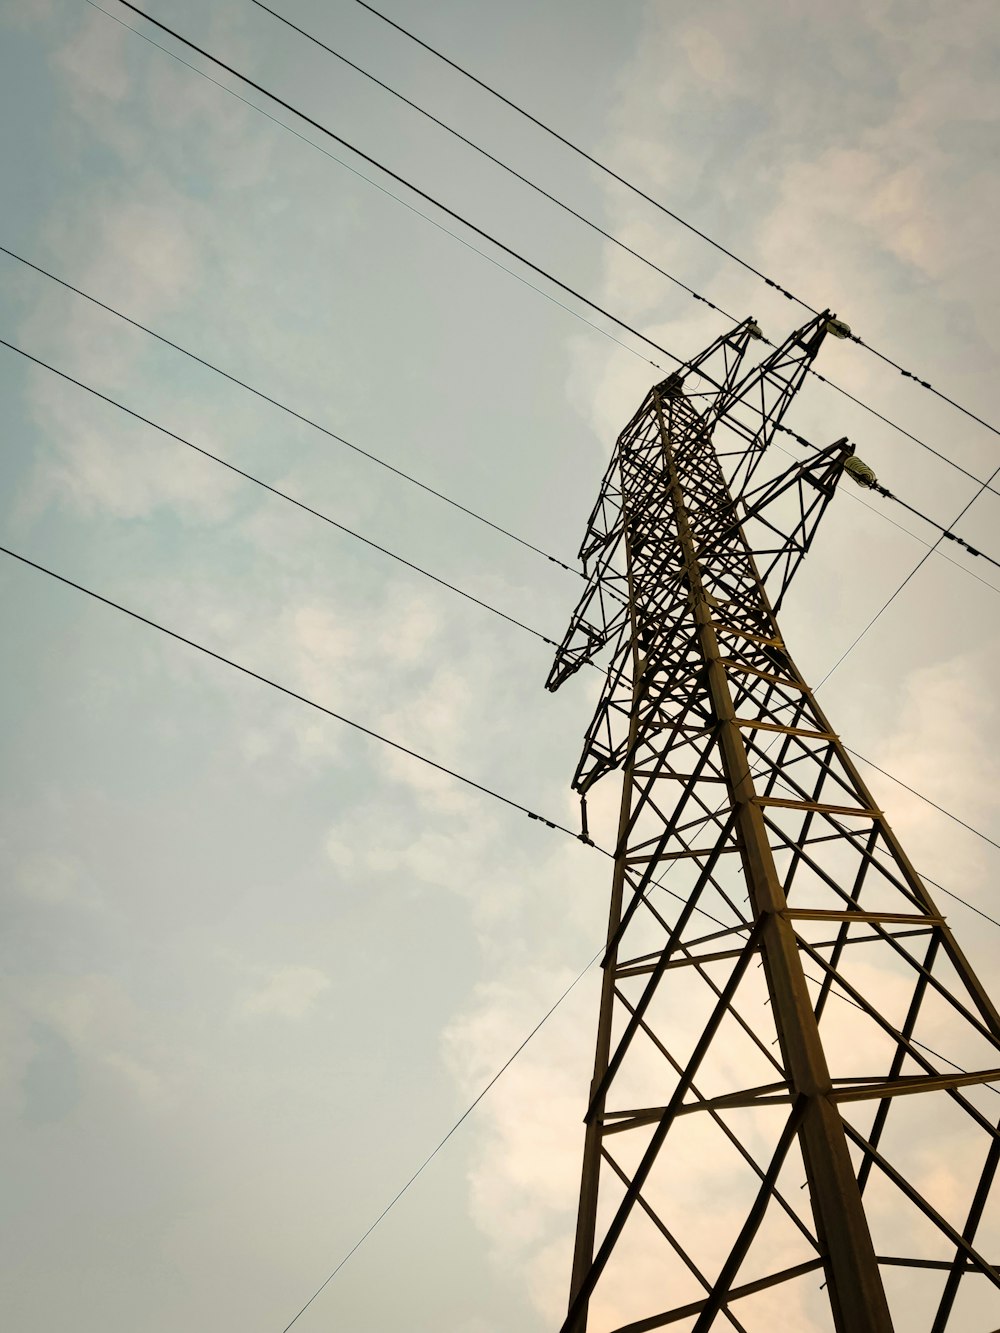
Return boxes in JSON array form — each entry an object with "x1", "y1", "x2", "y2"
[{"x1": 547, "y1": 316, "x2": 1000, "y2": 1332}]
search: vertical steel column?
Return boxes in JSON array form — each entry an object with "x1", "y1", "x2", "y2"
[
  {"x1": 653, "y1": 393, "x2": 894, "y2": 1333},
  {"x1": 568, "y1": 453, "x2": 646, "y2": 1329}
]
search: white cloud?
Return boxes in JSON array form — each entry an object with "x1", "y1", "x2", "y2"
[
  {"x1": 679, "y1": 26, "x2": 730, "y2": 88},
  {"x1": 53, "y1": 9, "x2": 130, "y2": 106},
  {"x1": 868, "y1": 645, "x2": 1000, "y2": 890},
  {"x1": 238, "y1": 965, "x2": 332, "y2": 1020},
  {"x1": 12, "y1": 851, "x2": 101, "y2": 909}
]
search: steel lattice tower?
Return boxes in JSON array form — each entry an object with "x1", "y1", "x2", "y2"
[{"x1": 546, "y1": 314, "x2": 1000, "y2": 1332}]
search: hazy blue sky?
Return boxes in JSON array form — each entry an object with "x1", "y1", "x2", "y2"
[{"x1": 2, "y1": 1, "x2": 999, "y2": 1330}]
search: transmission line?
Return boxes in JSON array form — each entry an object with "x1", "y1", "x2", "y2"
[
  {"x1": 9, "y1": 525, "x2": 992, "y2": 975},
  {"x1": 94, "y1": 2, "x2": 1000, "y2": 505},
  {"x1": 349, "y1": 0, "x2": 1000, "y2": 447},
  {"x1": 347, "y1": 0, "x2": 803, "y2": 302},
  {"x1": 771, "y1": 438, "x2": 1000, "y2": 598},
  {"x1": 3, "y1": 538, "x2": 997, "y2": 1331},
  {"x1": 248, "y1": 0, "x2": 734, "y2": 320},
  {"x1": 249, "y1": 0, "x2": 1000, "y2": 504},
  {"x1": 776, "y1": 424, "x2": 1000, "y2": 573},
  {"x1": 15, "y1": 236, "x2": 997, "y2": 607},
  {"x1": 1, "y1": 243, "x2": 579, "y2": 576},
  {"x1": 0, "y1": 539, "x2": 580, "y2": 834},
  {"x1": 22, "y1": 6, "x2": 1000, "y2": 910},
  {"x1": 84, "y1": 1, "x2": 664, "y2": 380},
  {"x1": 8, "y1": 240, "x2": 1000, "y2": 610},
  {"x1": 815, "y1": 458, "x2": 1000, "y2": 689},
  {"x1": 0, "y1": 540, "x2": 747, "y2": 931},
  {"x1": 109, "y1": 0, "x2": 684, "y2": 372},
  {"x1": 7, "y1": 329, "x2": 998, "y2": 869},
  {"x1": 0, "y1": 336, "x2": 566, "y2": 649},
  {"x1": 847, "y1": 749, "x2": 1000, "y2": 857},
  {"x1": 276, "y1": 943, "x2": 604, "y2": 1332}
]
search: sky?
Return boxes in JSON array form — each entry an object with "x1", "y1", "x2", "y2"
[{"x1": 1, "y1": 1, "x2": 999, "y2": 1330}]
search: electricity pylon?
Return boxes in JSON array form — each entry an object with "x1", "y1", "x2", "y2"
[{"x1": 547, "y1": 314, "x2": 1000, "y2": 1332}]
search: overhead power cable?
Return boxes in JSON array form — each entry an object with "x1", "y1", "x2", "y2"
[
  {"x1": 347, "y1": 0, "x2": 804, "y2": 303},
  {"x1": 0, "y1": 539, "x2": 581, "y2": 836},
  {"x1": 248, "y1": 0, "x2": 1000, "y2": 505},
  {"x1": 0, "y1": 540, "x2": 744, "y2": 930},
  {"x1": 7, "y1": 529, "x2": 992, "y2": 938},
  {"x1": 268, "y1": 0, "x2": 1000, "y2": 500},
  {"x1": 8, "y1": 329, "x2": 997, "y2": 867},
  {"x1": 248, "y1": 0, "x2": 733, "y2": 321},
  {"x1": 0, "y1": 243, "x2": 578, "y2": 576},
  {"x1": 922, "y1": 872, "x2": 1000, "y2": 932},
  {"x1": 24, "y1": 12, "x2": 1000, "y2": 883},
  {"x1": 776, "y1": 424, "x2": 1000, "y2": 574},
  {"x1": 9, "y1": 240, "x2": 1000, "y2": 612},
  {"x1": 4, "y1": 542, "x2": 996, "y2": 1333},
  {"x1": 5, "y1": 467, "x2": 998, "y2": 904},
  {"x1": 770, "y1": 438, "x2": 1000, "y2": 598},
  {"x1": 804, "y1": 370, "x2": 1000, "y2": 500},
  {"x1": 93, "y1": 2, "x2": 1000, "y2": 505},
  {"x1": 110, "y1": 0, "x2": 683, "y2": 373},
  {"x1": 0, "y1": 335, "x2": 563, "y2": 649},
  {"x1": 815, "y1": 457, "x2": 1000, "y2": 689},
  {"x1": 349, "y1": 0, "x2": 1000, "y2": 448},
  {"x1": 276, "y1": 943, "x2": 603, "y2": 1332},
  {"x1": 85, "y1": 1, "x2": 662, "y2": 378},
  {"x1": 847, "y1": 749, "x2": 1000, "y2": 857},
  {"x1": 868, "y1": 481, "x2": 997, "y2": 567}
]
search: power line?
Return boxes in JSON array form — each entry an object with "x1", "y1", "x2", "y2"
[
  {"x1": 771, "y1": 438, "x2": 1000, "y2": 598},
  {"x1": 9, "y1": 329, "x2": 998, "y2": 870},
  {"x1": 84, "y1": 3, "x2": 666, "y2": 381},
  {"x1": 22, "y1": 9, "x2": 1000, "y2": 909},
  {"x1": 9, "y1": 238, "x2": 1000, "y2": 612},
  {"x1": 348, "y1": 0, "x2": 805, "y2": 304},
  {"x1": 870, "y1": 482, "x2": 997, "y2": 568},
  {"x1": 110, "y1": 0, "x2": 684, "y2": 372},
  {"x1": 248, "y1": 0, "x2": 736, "y2": 321},
  {"x1": 804, "y1": 369, "x2": 1000, "y2": 502},
  {"x1": 814, "y1": 548, "x2": 941, "y2": 689},
  {"x1": 0, "y1": 335, "x2": 565, "y2": 650},
  {"x1": 847, "y1": 749, "x2": 1000, "y2": 857},
  {"x1": 5, "y1": 437, "x2": 997, "y2": 889},
  {"x1": 83, "y1": 1, "x2": 663, "y2": 379},
  {"x1": 0, "y1": 539, "x2": 581, "y2": 835},
  {"x1": 0, "y1": 242, "x2": 579, "y2": 576},
  {"x1": 0, "y1": 539, "x2": 742, "y2": 931},
  {"x1": 277, "y1": 943, "x2": 603, "y2": 1332},
  {"x1": 250, "y1": 0, "x2": 1000, "y2": 506},
  {"x1": 922, "y1": 873, "x2": 1000, "y2": 932},
  {"x1": 93, "y1": 2, "x2": 1000, "y2": 507},
  {"x1": 18, "y1": 14, "x2": 1000, "y2": 1308},
  {"x1": 776, "y1": 425, "x2": 1000, "y2": 574},
  {"x1": 4, "y1": 539, "x2": 996, "y2": 1330},
  {"x1": 815, "y1": 459, "x2": 1000, "y2": 689},
  {"x1": 349, "y1": 0, "x2": 1000, "y2": 449}
]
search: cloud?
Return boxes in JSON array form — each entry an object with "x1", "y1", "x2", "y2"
[
  {"x1": 11, "y1": 851, "x2": 102, "y2": 909},
  {"x1": 3, "y1": 973, "x2": 178, "y2": 1114},
  {"x1": 679, "y1": 26, "x2": 730, "y2": 88},
  {"x1": 867, "y1": 644, "x2": 1000, "y2": 889},
  {"x1": 53, "y1": 9, "x2": 130, "y2": 106},
  {"x1": 238, "y1": 966, "x2": 332, "y2": 1020}
]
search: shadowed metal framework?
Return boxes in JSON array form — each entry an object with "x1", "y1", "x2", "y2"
[{"x1": 547, "y1": 315, "x2": 1000, "y2": 1332}]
